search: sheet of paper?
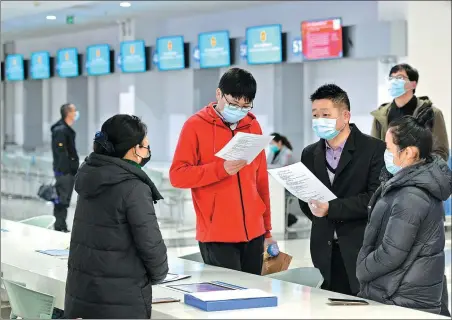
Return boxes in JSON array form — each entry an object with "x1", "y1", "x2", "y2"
[
  {"x1": 36, "y1": 249, "x2": 69, "y2": 257},
  {"x1": 215, "y1": 132, "x2": 273, "y2": 164},
  {"x1": 161, "y1": 273, "x2": 191, "y2": 284},
  {"x1": 268, "y1": 162, "x2": 337, "y2": 203},
  {"x1": 190, "y1": 289, "x2": 275, "y2": 302}
]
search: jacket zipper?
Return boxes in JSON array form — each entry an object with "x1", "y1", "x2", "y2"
[{"x1": 231, "y1": 129, "x2": 249, "y2": 241}]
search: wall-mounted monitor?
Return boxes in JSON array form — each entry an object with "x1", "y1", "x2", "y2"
[
  {"x1": 86, "y1": 44, "x2": 113, "y2": 76},
  {"x1": 246, "y1": 24, "x2": 283, "y2": 65},
  {"x1": 120, "y1": 40, "x2": 147, "y2": 73},
  {"x1": 199, "y1": 30, "x2": 231, "y2": 69},
  {"x1": 301, "y1": 18, "x2": 343, "y2": 61},
  {"x1": 57, "y1": 48, "x2": 80, "y2": 77},
  {"x1": 5, "y1": 54, "x2": 25, "y2": 81},
  {"x1": 156, "y1": 36, "x2": 185, "y2": 71},
  {"x1": 30, "y1": 51, "x2": 51, "y2": 80}
]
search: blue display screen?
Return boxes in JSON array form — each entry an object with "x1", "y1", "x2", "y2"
[
  {"x1": 120, "y1": 40, "x2": 146, "y2": 73},
  {"x1": 246, "y1": 24, "x2": 282, "y2": 65},
  {"x1": 5, "y1": 54, "x2": 25, "y2": 81},
  {"x1": 57, "y1": 48, "x2": 79, "y2": 78},
  {"x1": 30, "y1": 51, "x2": 50, "y2": 79},
  {"x1": 86, "y1": 44, "x2": 111, "y2": 76},
  {"x1": 199, "y1": 31, "x2": 231, "y2": 68},
  {"x1": 157, "y1": 36, "x2": 185, "y2": 71}
]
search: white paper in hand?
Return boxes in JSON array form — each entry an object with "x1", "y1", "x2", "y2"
[
  {"x1": 268, "y1": 162, "x2": 336, "y2": 202},
  {"x1": 215, "y1": 132, "x2": 274, "y2": 164}
]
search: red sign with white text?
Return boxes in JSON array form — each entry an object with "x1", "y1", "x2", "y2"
[{"x1": 301, "y1": 19, "x2": 343, "y2": 60}]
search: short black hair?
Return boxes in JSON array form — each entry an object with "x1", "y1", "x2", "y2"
[
  {"x1": 94, "y1": 114, "x2": 147, "y2": 158},
  {"x1": 389, "y1": 63, "x2": 419, "y2": 94},
  {"x1": 389, "y1": 103, "x2": 434, "y2": 160},
  {"x1": 218, "y1": 68, "x2": 257, "y2": 103},
  {"x1": 310, "y1": 84, "x2": 350, "y2": 111},
  {"x1": 60, "y1": 103, "x2": 73, "y2": 119}
]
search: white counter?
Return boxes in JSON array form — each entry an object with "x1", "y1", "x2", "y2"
[{"x1": 0, "y1": 219, "x2": 447, "y2": 319}]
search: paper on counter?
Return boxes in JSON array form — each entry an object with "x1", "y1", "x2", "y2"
[
  {"x1": 161, "y1": 273, "x2": 191, "y2": 284},
  {"x1": 190, "y1": 289, "x2": 275, "y2": 302},
  {"x1": 215, "y1": 132, "x2": 273, "y2": 164},
  {"x1": 268, "y1": 162, "x2": 336, "y2": 203}
]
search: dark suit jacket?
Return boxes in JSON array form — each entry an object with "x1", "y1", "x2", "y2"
[{"x1": 299, "y1": 124, "x2": 385, "y2": 294}]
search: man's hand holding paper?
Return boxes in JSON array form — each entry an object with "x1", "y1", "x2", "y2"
[
  {"x1": 309, "y1": 199, "x2": 329, "y2": 217},
  {"x1": 224, "y1": 160, "x2": 248, "y2": 175}
]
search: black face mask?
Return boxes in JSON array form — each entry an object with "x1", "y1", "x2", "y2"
[
  {"x1": 136, "y1": 145, "x2": 151, "y2": 167},
  {"x1": 140, "y1": 152, "x2": 151, "y2": 167}
]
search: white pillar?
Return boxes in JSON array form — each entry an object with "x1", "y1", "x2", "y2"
[
  {"x1": 406, "y1": 1, "x2": 451, "y2": 147},
  {"x1": 118, "y1": 19, "x2": 136, "y2": 115}
]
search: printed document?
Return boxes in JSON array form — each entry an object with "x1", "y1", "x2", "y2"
[
  {"x1": 215, "y1": 132, "x2": 273, "y2": 164},
  {"x1": 268, "y1": 162, "x2": 336, "y2": 202},
  {"x1": 190, "y1": 289, "x2": 275, "y2": 302}
]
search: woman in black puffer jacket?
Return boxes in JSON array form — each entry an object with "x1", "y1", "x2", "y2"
[
  {"x1": 357, "y1": 105, "x2": 451, "y2": 314},
  {"x1": 64, "y1": 115, "x2": 168, "y2": 319}
]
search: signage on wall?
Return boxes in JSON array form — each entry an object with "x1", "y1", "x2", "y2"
[
  {"x1": 301, "y1": 18, "x2": 343, "y2": 61},
  {"x1": 240, "y1": 41, "x2": 247, "y2": 60},
  {"x1": 30, "y1": 51, "x2": 50, "y2": 80},
  {"x1": 192, "y1": 45, "x2": 200, "y2": 63},
  {"x1": 86, "y1": 44, "x2": 111, "y2": 76},
  {"x1": 120, "y1": 40, "x2": 146, "y2": 73},
  {"x1": 292, "y1": 37, "x2": 302, "y2": 56},
  {"x1": 156, "y1": 36, "x2": 185, "y2": 71},
  {"x1": 5, "y1": 54, "x2": 25, "y2": 81},
  {"x1": 246, "y1": 24, "x2": 282, "y2": 65},
  {"x1": 198, "y1": 31, "x2": 231, "y2": 69},
  {"x1": 57, "y1": 48, "x2": 79, "y2": 78}
]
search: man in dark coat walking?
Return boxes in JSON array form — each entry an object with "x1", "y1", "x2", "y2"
[{"x1": 50, "y1": 103, "x2": 79, "y2": 232}]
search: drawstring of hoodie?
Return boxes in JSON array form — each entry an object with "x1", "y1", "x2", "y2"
[{"x1": 213, "y1": 119, "x2": 217, "y2": 153}]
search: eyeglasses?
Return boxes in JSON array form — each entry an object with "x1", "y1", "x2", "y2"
[
  {"x1": 388, "y1": 75, "x2": 409, "y2": 81},
  {"x1": 223, "y1": 94, "x2": 253, "y2": 113},
  {"x1": 139, "y1": 145, "x2": 151, "y2": 156}
]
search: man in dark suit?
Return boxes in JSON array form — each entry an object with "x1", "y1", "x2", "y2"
[{"x1": 299, "y1": 84, "x2": 385, "y2": 295}]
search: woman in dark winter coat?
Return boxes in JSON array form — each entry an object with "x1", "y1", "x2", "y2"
[
  {"x1": 356, "y1": 105, "x2": 451, "y2": 314},
  {"x1": 64, "y1": 115, "x2": 168, "y2": 319}
]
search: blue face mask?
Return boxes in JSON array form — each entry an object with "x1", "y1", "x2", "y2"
[
  {"x1": 312, "y1": 118, "x2": 341, "y2": 140},
  {"x1": 269, "y1": 144, "x2": 280, "y2": 153},
  {"x1": 74, "y1": 111, "x2": 80, "y2": 122},
  {"x1": 221, "y1": 105, "x2": 248, "y2": 124},
  {"x1": 388, "y1": 78, "x2": 406, "y2": 99},
  {"x1": 384, "y1": 149, "x2": 402, "y2": 175}
]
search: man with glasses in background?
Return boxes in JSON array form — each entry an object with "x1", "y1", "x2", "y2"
[
  {"x1": 170, "y1": 68, "x2": 274, "y2": 275},
  {"x1": 371, "y1": 63, "x2": 449, "y2": 161}
]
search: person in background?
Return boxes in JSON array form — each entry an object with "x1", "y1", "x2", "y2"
[
  {"x1": 267, "y1": 133, "x2": 298, "y2": 228},
  {"x1": 371, "y1": 63, "x2": 449, "y2": 161},
  {"x1": 267, "y1": 133, "x2": 294, "y2": 169},
  {"x1": 299, "y1": 84, "x2": 385, "y2": 295},
  {"x1": 50, "y1": 103, "x2": 79, "y2": 232},
  {"x1": 64, "y1": 115, "x2": 168, "y2": 319},
  {"x1": 371, "y1": 62, "x2": 451, "y2": 316},
  {"x1": 170, "y1": 67, "x2": 274, "y2": 275},
  {"x1": 357, "y1": 105, "x2": 451, "y2": 315}
]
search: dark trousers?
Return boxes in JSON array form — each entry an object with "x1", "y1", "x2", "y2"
[
  {"x1": 54, "y1": 174, "x2": 75, "y2": 232},
  {"x1": 199, "y1": 235, "x2": 265, "y2": 275},
  {"x1": 321, "y1": 240, "x2": 354, "y2": 295},
  {"x1": 440, "y1": 274, "x2": 450, "y2": 317}
]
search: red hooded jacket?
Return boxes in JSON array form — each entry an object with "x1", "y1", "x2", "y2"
[{"x1": 170, "y1": 103, "x2": 272, "y2": 243}]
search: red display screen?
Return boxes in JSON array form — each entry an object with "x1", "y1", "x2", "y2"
[{"x1": 301, "y1": 18, "x2": 343, "y2": 60}]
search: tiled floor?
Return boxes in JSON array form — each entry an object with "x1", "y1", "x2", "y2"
[{"x1": 1, "y1": 196, "x2": 451, "y2": 310}]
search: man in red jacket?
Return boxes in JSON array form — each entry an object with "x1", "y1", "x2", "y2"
[{"x1": 170, "y1": 68, "x2": 273, "y2": 275}]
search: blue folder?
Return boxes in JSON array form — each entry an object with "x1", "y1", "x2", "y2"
[
  {"x1": 36, "y1": 249, "x2": 69, "y2": 257},
  {"x1": 184, "y1": 289, "x2": 278, "y2": 312}
]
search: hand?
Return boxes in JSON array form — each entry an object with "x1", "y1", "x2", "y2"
[
  {"x1": 309, "y1": 199, "x2": 329, "y2": 218},
  {"x1": 264, "y1": 236, "x2": 276, "y2": 249},
  {"x1": 224, "y1": 160, "x2": 247, "y2": 175}
]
